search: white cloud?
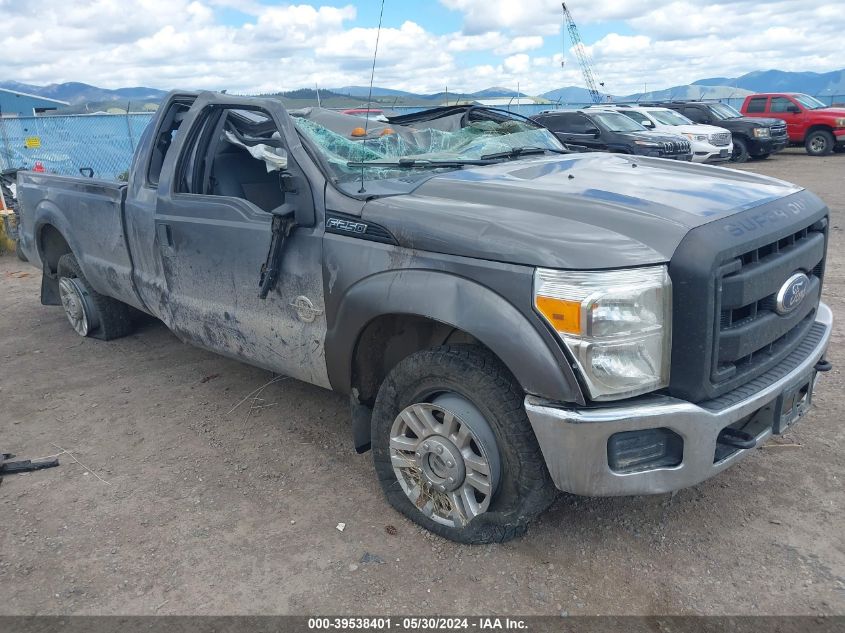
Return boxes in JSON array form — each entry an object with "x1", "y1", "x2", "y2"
[{"x1": 0, "y1": 0, "x2": 842, "y2": 98}]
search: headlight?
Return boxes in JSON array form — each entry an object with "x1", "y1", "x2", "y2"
[
  {"x1": 683, "y1": 133, "x2": 708, "y2": 142},
  {"x1": 752, "y1": 127, "x2": 771, "y2": 138},
  {"x1": 534, "y1": 266, "x2": 672, "y2": 400},
  {"x1": 835, "y1": 118, "x2": 845, "y2": 127},
  {"x1": 634, "y1": 140, "x2": 660, "y2": 147}
]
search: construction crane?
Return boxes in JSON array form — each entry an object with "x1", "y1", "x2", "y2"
[{"x1": 560, "y1": 2, "x2": 606, "y2": 104}]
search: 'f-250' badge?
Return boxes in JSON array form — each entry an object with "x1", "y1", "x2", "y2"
[{"x1": 775, "y1": 273, "x2": 810, "y2": 315}]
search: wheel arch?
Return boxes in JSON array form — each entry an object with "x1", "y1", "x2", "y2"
[
  {"x1": 326, "y1": 269, "x2": 585, "y2": 407},
  {"x1": 36, "y1": 219, "x2": 76, "y2": 305},
  {"x1": 806, "y1": 124, "x2": 835, "y2": 138}
]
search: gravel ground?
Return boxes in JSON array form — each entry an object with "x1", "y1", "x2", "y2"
[{"x1": 1, "y1": 148, "x2": 843, "y2": 616}]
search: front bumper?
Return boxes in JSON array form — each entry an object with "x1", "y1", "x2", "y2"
[
  {"x1": 693, "y1": 148, "x2": 733, "y2": 163},
  {"x1": 525, "y1": 302, "x2": 832, "y2": 496},
  {"x1": 748, "y1": 136, "x2": 787, "y2": 155}
]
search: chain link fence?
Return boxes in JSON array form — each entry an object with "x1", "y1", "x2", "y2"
[
  {"x1": 0, "y1": 112, "x2": 155, "y2": 181},
  {"x1": 1, "y1": 94, "x2": 843, "y2": 181}
]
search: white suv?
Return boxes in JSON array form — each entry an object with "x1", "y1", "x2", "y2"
[{"x1": 590, "y1": 105, "x2": 733, "y2": 163}]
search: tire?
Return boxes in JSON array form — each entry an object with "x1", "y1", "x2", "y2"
[
  {"x1": 56, "y1": 253, "x2": 133, "y2": 340},
  {"x1": 731, "y1": 137, "x2": 749, "y2": 163},
  {"x1": 751, "y1": 152, "x2": 770, "y2": 160},
  {"x1": 805, "y1": 130, "x2": 835, "y2": 156},
  {"x1": 372, "y1": 345, "x2": 557, "y2": 544}
]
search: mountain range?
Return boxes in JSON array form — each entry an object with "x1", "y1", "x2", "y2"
[
  {"x1": 0, "y1": 80, "x2": 168, "y2": 104},
  {"x1": 3, "y1": 67, "x2": 844, "y2": 109}
]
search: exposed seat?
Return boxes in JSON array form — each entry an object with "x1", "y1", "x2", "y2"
[{"x1": 210, "y1": 144, "x2": 283, "y2": 212}]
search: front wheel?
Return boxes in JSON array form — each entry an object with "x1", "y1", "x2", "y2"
[
  {"x1": 731, "y1": 137, "x2": 749, "y2": 163},
  {"x1": 372, "y1": 345, "x2": 557, "y2": 544},
  {"x1": 806, "y1": 130, "x2": 835, "y2": 156}
]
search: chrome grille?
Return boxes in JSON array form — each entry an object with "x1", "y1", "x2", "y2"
[
  {"x1": 709, "y1": 132, "x2": 731, "y2": 147},
  {"x1": 770, "y1": 123, "x2": 787, "y2": 139},
  {"x1": 660, "y1": 139, "x2": 691, "y2": 155}
]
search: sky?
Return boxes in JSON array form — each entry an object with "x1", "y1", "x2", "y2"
[{"x1": 1, "y1": 0, "x2": 842, "y2": 96}]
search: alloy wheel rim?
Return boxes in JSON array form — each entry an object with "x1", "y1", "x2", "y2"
[
  {"x1": 389, "y1": 397, "x2": 500, "y2": 528},
  {"x1": 59, "y1": 277, "x2": 90, "y2": 336}
]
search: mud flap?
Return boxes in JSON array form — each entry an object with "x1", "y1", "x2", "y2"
[
  {"x1": 350, "y1": 395, "x2": 373, "y2": 454},
  {"x1": 40, "y1": 263, "x2": 61, "y2": 306}
]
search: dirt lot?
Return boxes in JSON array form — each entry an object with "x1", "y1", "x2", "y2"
[{"x1": 1, "y1": 148, "x2": 844, "y2": 616}]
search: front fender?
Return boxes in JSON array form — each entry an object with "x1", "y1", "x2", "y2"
[{"x1": 325, "y1": 268, "x2": 584, "y2": 405}]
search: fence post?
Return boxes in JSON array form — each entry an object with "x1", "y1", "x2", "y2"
[
  {"x1": 125, "y1": 101, "x2": 136, "y2": 152},
  {"x1": 0, "y1": 116, "x2": 10, "y2": 170}
]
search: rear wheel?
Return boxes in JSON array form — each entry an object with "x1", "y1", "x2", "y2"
[
  {"x1": 372, "y1": 345, "x2": 557, "y2": 544},
  {"x1": 805, "y1": 130, "x2": 835, "y2": 156},
  {"x1": 57, "y1": 253, "x2": 133, "y2": 340},
  {"x1": 731, "y1": 137, "x2": 749, "y2": 163}
]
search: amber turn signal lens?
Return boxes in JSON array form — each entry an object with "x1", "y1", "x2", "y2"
[
  {"x1": 379, "y1": 127, "x2": 395, "y2": 136},
  {"x1": 351, "y1": 127, "x2": 367, "y2": 137},
  {"x1": 535, "y1": 296, "x2": 582, "y2": 335}
]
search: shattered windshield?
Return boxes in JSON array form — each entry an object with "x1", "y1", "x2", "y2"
[{"x1": 289, "y1": 106, "x2": 566, "y2": 189}]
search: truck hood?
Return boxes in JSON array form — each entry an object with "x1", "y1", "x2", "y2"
[
  {"x1": 362, "y1": 153, "x2": 806, "y2": 269},
  {"x1": 730, "y1": 116, "x2": 784, "y2": 127},
  {"x1": 815, "y1": 107, "x2": 845, "y2": 117}
]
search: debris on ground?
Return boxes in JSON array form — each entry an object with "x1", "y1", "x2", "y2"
[
  {"x1": 360, "y1": 552, "x2": 385, "y2": 565},
  {"x1": 0, "y1": 451, "x2": 60, "y2": 485},
  {"x1": 336, "y1": 522, "x2": 346, "y2": 532}
]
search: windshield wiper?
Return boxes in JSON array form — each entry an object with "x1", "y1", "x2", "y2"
[
  {"x1": 347, "y1": 158, "x2": 495, "y2": 168},
  {"x1": 480, "y1": 146, "x2": 569, "y2": 160}
]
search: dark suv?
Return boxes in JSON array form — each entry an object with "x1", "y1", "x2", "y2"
[
  {"x1": 647, "y1": 100, "x2": 787, "y2": 162},
  {"x1": 532, "y1": 110, "x2": 692, "y2": 160}
]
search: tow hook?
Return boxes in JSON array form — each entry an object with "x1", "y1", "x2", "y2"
[
  {"x1": 716, "y1": 427, "x2": 757, "y2": 450},
  {"x1": 814, "y1": 358, "x2": 833, "y2": 373}
]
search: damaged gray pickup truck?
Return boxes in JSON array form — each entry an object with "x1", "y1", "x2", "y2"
[{"x1": 17, "y1": 92, "x2": 833, "y2": 543}]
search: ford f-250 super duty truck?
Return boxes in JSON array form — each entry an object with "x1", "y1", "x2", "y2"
[{"x1": 16, "y1": 92, "x2": 833, "y2": 543}]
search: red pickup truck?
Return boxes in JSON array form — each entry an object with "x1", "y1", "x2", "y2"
[{"x1": 741, "y1": 93, "x2": 845, "y2": 156}]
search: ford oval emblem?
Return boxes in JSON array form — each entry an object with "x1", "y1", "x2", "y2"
[{"x1": 775, "y1": 272, "x2": 810, "y2": 316}]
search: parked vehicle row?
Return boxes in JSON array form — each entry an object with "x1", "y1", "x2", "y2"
[
  {"x1": 591, "y1": 104, "x2": 733, "y2": 163},
  {"x1": 530, "y1": 100, "x2": 801, "y2": 164},
  {"x1": 647, "y1": 100, "x2": 788, "y2": 162},
  {"x1": 532, "y1": 109, "x2": 694, "y2": 161}
]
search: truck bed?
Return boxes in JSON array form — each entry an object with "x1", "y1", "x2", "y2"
[{"x1": 16, "y1": 171, "x2": 140, "y2": 309}]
